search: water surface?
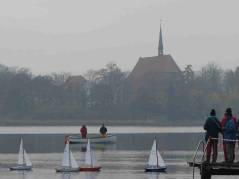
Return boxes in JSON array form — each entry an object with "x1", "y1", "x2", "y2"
[
  {"x1": 0, "y1": 126, "x2": 237, "y2": 179},
  {"x1": 0, "y1": 126, "x2": 203, "y2": 134}
]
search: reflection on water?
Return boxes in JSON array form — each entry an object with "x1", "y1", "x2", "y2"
[
  {"x1": 61, "y1": 173, "x2": 71, "y2": 179},
  {"x1": 57, "y1": 173, "x2": 100, "y2": 179},
  {"x1": 0, "y1": 150, "x2": 197, "y2": 179},
  {"x1": 71, "y1": 143, "x2": 117, "y2": 153},
  {"x1": 84, "y1": 173, "x2": 98, "y2": 179},
  {"x1": 148, "y1": 173, "x2": 165, "y2": 179},
  {"x1": 0, "y1": 133, "x2": 204, "y2": 153},
  {"x1": 58, "y1": 173, "x2": 99, "y2": 179},
  {"x1": 17, "y1": 171, "x2": 31, "y2": 179},
  {"x1": 87, "y1": 173, "x2": 166, "y2": 179}
]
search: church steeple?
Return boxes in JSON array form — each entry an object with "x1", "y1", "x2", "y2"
[{"x1": 158, "y1": 22, "x2": 164, "y2": 56}]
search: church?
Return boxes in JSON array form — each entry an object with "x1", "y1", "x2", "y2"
[{"x1": 128, "y1": 25, "x2": 181, "y2": 92}]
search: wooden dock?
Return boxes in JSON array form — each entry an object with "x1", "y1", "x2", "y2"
[{"x1": 188, "y1": 161, "x2": 239, "y2": 179}]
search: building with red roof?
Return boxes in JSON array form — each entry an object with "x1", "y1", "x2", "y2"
[{"x1": 128, "y1": 24, "x2": 181, "y2": 92}]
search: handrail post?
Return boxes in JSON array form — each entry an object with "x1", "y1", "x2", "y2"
[
  {"x1": 201, "y1": 137, "x2": 211, "y2": 163},
  {"x1": 192, "y1": 139, "x2": 205, "y2": 179}
]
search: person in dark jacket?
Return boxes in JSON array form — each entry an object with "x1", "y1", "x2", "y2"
[
  {"x1": 204, "y1": 109, "x2": 222, "y2": 163},
  {"x1": 99, "y1": 124, "x2": 107, "y2": 137},
  {"x1": 80, "y1": 125, "x2": 87, "y2": 139}
]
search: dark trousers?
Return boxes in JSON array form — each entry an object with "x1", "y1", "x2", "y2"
[
  {"x1": 223, "y1": 143, "x2": 228, "y2": 161},
  {"x1": 226, "y1": 142, "x2": 235, "y2": 163},
  {"x1": 206, "y1": 139, "x2": 218, "y2": 163}
]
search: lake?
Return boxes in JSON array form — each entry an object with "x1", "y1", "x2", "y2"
[{"x1": 0, "y1": 126, "x2": 238, "y2": 179}]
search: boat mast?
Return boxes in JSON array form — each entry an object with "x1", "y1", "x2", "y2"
[
  {"x1": 22, "y1": 138, "x2": 25, "y2": 166},
  {"x1": 156, "y1": 139, "x2": 159, "y2": 167},
  {"x1": 68, "y1": 141, "x2": 71, "y2": 168},
  {"x1": 90, "y1": 143, "x2": 93, "y2": 167}
]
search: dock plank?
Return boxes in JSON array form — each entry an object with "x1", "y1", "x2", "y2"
[{"x1": 188, "y1": 161, "x2": 239, "y2": 178}]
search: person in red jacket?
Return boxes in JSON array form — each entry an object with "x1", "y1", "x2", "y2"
[
  {"x1": 80, "y1": 125, "x2": 87, "y2": 139},
  {"x1": 221, "y1": 108, "x2": 237, "y2": 162}
]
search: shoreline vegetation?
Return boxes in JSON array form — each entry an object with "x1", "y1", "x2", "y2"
[
  {"x1": 0, "y1": 62, "x2": 238, "y2": 126},
  {"x1": 0, "y1": 118, "x2": 203, "y2": 126}
]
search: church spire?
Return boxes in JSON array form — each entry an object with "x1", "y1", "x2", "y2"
[{"x1": 158, "y1": 21, "x2": 164, "y2": 56}]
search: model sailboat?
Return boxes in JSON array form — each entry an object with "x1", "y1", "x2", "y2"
[
  {"x1": 80, "y1": 140, "x2": 101, "y2": 171},
  {"x1": 56, "y1": 140, "x2": 80, "y2": 172},
  {"x1": 145, "y1": 138, "x2": 166, "y2": 172},
  {"x1": 10, "y1": 138, "x2": 32, "y2": 171}
]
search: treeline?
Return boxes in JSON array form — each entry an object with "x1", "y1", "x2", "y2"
[{"x1": 0, "y1": 63, "x2": 238, "y2": 124}]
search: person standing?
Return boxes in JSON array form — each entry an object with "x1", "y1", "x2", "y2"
[
  {"x1": 80, "y1": 125, "x2": 87, "y2": 139},
  {"x1": 237, "y1": 119, "x2": 239, "y2": 147},
  {"x1": 221, "y1": 108, "x2": 237, "y2": 162},
  {"x1": 99, "y1": 124, "x2": 107, "y2": 137},
  {"x1": 204, "y1": 109, "x2": 222, "y2": 163},
  {"x1": 223, "y1": 110, "x2": 237, "y2": 163}
]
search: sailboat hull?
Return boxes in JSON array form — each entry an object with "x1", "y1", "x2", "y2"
[
  {"x1": 10, "y1": 166, "x2": 32, "y2": 171},
  {"x1": 55, "y1": 167, "x2": 80, "y2": 172},
  {"x1": 80, "y1": 166, "x2": 101, "y2": 172},
  {"x1": 145, "y1": 166, "x2": 166, "y2": 172},
  {"x1": 68, "y1": 134, "x2": 116, "y2": 144}
]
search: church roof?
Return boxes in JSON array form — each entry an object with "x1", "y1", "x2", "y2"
[
  {"x1": 128, "y1": 54, "x2": 181, "y2": 81},
  {"x1": 128, "y1": 24, "x2": 181, "y2": 90}
]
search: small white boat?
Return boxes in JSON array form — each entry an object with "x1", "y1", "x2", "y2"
[
  {"x1": 145, "y1": 138, "x2": 166, "y2": 172},
  {"x1": 80, "y1": 140, "x2": 101, "y2": 172},
  {"x1": 68, "y1": 134, "x2": 116, "y2": 144},
  {"x1": 10, "y1": 138, "x2": 32, "y2": 171},
  {"x1": 56, "y1": 140, "x2": 80, "y2": 172}
]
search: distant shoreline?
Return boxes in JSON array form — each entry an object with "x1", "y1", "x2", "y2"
[{"x1": 0, "y1": 119, "x2": 204, "y2": 126}]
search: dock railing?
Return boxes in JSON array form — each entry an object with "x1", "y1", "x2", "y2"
[
  {"x1": 192, "y1": 138, "x2": 206, "y2": 179},
  {"x1": 191, "y1": 137, "x2": 239, "y2": 179}
]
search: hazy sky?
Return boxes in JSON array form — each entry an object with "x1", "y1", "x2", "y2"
[{"x1": 0, "y1": 0, "x2": 239, "y2": 74}]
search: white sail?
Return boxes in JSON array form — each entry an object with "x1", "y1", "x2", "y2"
[
  {"x1": 157, "y1": 151, "x2": 166, "y2": 167},
  {"x1": 85, "y1": 140, "x2": 92, "y2": 166},
  {"x1": 148, "y1": 139, "x2": 166, "y2": 167},
  {"x1": 17, "y1": 138, "x2": 24, "y2": 165},
  {"x1": 85, "y1": 140, "x2": 98, "y2": 167},
  {"x1": 90, "y1": 152, "x2": 97, "y2": 167},
  {"x1": 69, "y1": 150, "x2": 78, "y2": 168},
  {"x1": 24, "y1": 150, "x2": 32, "y2": 167},
  {"x1": 62, "y1": 142, "x2": 70, "y2": 167}
]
